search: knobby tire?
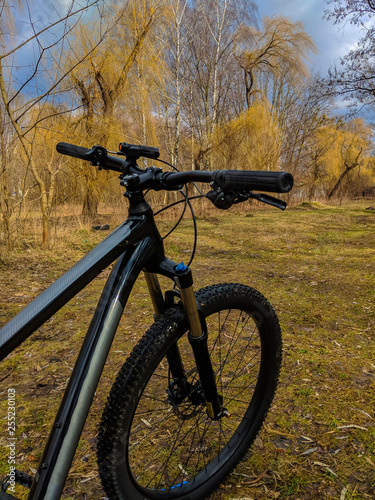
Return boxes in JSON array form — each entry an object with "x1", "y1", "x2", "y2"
[{"x1": 97, "y1": 283, "x2": 282, "y2": 500}]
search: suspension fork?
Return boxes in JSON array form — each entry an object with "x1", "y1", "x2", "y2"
[{"x1": 144, "y1": 265, "x2": 224, "y2": 420}]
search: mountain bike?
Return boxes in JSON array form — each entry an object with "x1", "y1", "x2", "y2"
[{"x1": 0, "y1": 141, "x2": 293, "y2": 500}]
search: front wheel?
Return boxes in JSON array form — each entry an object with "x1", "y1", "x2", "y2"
[{"x1": 97, "y1": 283, "x2": 282, "y2": 500}]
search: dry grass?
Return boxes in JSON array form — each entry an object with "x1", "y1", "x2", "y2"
[{"x1": 0, "y1": 200, "x2": 374, "y2": 499}]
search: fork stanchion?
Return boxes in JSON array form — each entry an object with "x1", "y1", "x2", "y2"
[{"x1": 175, "y1": 263, "x2": 223, "y2": 420}]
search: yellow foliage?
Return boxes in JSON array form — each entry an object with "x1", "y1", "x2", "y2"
[
  {"x1": 316, "y1": 119, "x2": 371, "y2": 176},
  {"x1": 64, "y1": 0, "x2": 165, "y2": 149},
  {"x1": 212, "y1": 101, "x2": 280, "y2": 171},
  {"x1": 308, "y1": 118, "x2": 374, "y2": 198},
  {"x1": 237, "y1": 15, "x2": 317, "y2": 106}
]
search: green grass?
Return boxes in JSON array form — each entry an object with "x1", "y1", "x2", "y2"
[{"x1": 0, "y1": 200, "x2": 374, "y2": 499}]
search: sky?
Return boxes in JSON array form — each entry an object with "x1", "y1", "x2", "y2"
[
  {"x1": 7, "y1": 0, "x2": 368, "y2": 118},
  {"x1": 256, "y1": 0, "x2": 364, "y2": 76},
  {"x1": 10, "y1": 0, "x2": 365, "y2": 80}
]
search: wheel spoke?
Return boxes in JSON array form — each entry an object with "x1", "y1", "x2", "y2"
[{"x1": 98, "y1": 284, "x2": 281, "y2": 499}]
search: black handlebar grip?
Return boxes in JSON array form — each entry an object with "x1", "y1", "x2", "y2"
[
  {"x1": 214, "y1": 170, "x2": 294, "y2": 193},
  {"x1": 56, "y1": 142, "x2": 92, "y2": 160}
]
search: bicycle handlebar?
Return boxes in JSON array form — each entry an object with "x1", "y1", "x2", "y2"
[
  {"x1": 56, "y1": 142, "x2": 294, "y2": 194},
  {"x1": 56, "y1": 142, "x2": 127, "y2": 173},
  {"x1": 161, "y1": 170, "x2": 293, "y2": 194}
]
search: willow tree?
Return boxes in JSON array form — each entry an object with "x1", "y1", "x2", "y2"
[
  {"x1": 211, "y1": 100, "x2": 280, "y2": 172},
  {"x1": 66, "y1": 0, "x2": 164, "y2": 217},
  {"x1": 304, "y1": 116, "x2": 342, "y2": 200},
  {"x1": 0, "y1": 0, "x2": 108, "y2": 246},
  {"x1": 327, "y1": 118, "x2": 373, "y2": 200},
  {"x1": 237, "y1": 16, "x2": 316, "y2": 108},
  {"x1": 309, "y1": 118, "x2": 373, "y2": 200}
]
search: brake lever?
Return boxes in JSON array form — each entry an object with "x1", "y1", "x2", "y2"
[
  {"x1": 206, "y1": 190, "x2": 287, "y2": 210},
  {"x1": 249, "y1": 193, "x2": 287, "y2": 210},
  {"x1": 84, "y1": 145, "x2": 107, "y2": 167}
]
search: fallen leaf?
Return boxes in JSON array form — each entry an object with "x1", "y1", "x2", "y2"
[
  {"x1": 338, "y1": 424, "x2": 367, "y2": 431},
  {"x1": 301, "y1": 446, "x2": 318, "y2": 455},
  {"x1": 313, "y1": 461, "x2": 337, "y2": 477}
]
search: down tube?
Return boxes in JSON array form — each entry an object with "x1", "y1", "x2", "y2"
[
  {"x1": 27, "y1": 236, "x2": 156, "y2": 500},
  {"x1": 0, "y1": 216, "x2": 147, "y2": 360}
]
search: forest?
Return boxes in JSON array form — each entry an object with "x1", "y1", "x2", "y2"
[{"x1": 0, "y1": 0, "x2": 375, "y2": 248}]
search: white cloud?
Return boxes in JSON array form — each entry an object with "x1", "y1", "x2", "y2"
[{"x1": 257, "y1": 0, "x2": 365, "y2": 74}]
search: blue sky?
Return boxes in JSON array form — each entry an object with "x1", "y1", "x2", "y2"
[
  {"x1": 7, "y1": 0, "x2": 367, "y2": 115},
  {"x1": 11, "y1": 0, "x2": 364, "y2": 80},
  {"x1": 257, "y1": 0, "x2": 364, "y2": 75}
]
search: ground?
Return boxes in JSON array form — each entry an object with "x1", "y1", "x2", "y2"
[{"x1": 0, "y1": 200, "x2": 374, "y2": 499}]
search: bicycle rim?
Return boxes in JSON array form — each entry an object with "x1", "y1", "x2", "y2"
[{"x1": 127, "y1": 295, "x2": 275, "y2": 496}]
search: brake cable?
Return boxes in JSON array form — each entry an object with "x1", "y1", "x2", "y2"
[
  {"x1": 109, "y1": 152, "x2": 207, "y2": 267},
  {"x1": 153, "y1": 157, "x2": 207, "y2": 267}
]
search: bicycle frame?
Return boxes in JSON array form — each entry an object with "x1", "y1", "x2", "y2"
[
  {"x1": 0, "y1": 141, "x2": 295, "y2": 499},
  {"x1": 0, "y1": 198, "x2": 217, "y2": 500}
]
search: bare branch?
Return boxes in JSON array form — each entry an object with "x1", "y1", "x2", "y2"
[{"x1": 0, "y1": 0, "x2": 101, "y2": 60}]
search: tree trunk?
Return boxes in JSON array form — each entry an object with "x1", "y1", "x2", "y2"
[
  {"x1": 327, "y1": 165, "x2": 355, "y2": 200},
  {"x1": 328, "y1": 149, "x2": 362, "y2": 200},
  {"x1": 81, "y1": 183, "x2": 100, "y2": 219},
  {"x1": 0, "y1": 59, "x2": 52, "y2": 247},
  {"x1": 0, "y1": 106, "x2": 11, "y2": 249}
]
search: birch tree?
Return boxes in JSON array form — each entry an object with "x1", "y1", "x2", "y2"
[
  {"x1": 161, "y1": 0, "x2": 190, "y2": 169},
  {"x1": 186, "y1": 0, "x2": 256, "y2": 169}
]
